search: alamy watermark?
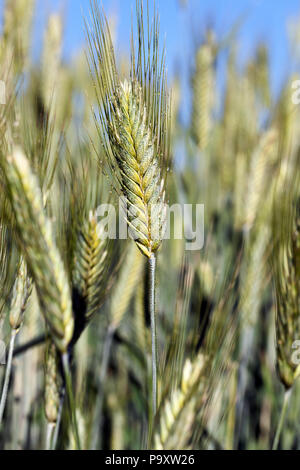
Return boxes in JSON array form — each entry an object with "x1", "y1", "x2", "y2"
[{"x1": 92, "y1": 198, "x2": 205, "y2": 251}]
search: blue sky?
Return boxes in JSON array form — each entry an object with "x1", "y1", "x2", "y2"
[{"x1": 1, "y1": 0, "x2": 299, "y2": 96}]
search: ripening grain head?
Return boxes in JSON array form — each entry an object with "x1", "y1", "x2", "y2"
[{"x1": 86, "y1": 0, "x2": 171, "y2": 258}]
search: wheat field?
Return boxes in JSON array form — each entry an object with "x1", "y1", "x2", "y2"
[{"x1": 0, "y1": 0, "x2": 299, "y2": 451}]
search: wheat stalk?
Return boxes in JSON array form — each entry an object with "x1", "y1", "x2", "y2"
[
  {"x1": 87, "y1": 0, "x2": 170, "y2": 423},
  {"x1": 1, "y1": 147, "x2": 74, "y2": 353}
]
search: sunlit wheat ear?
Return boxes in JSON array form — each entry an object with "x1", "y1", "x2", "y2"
[
  {"x1": 107, "y1": 80, "x2": 167, "y2": 258},
  {"x1": 3, "y1": 0, "x2": 35, "y2": 70},
  {"x1": 86, "y1": 1, "x2": 171, "y2": 259},
  {"x1": 273, "y1": 160, "x2": 300, "y2": 389},
  {"x1": 244, "y1": 128, "x2": 278, "y2": 230},
  {"x1": 275, "y1": 210, "x2": 300, "y2": 389},
  {"x1": 44, "y1": 341, "x2": 62, "y2": 425},
  {"x1": 9, "y1": 257, "x2": 32, "y2": 331},
  {"x1": 41, "y1": 13, "x2": 63, "y2": 112},
  {"x1": 154, "y1": 355, "x2": 206, "y2": 450},
  {"x1": 1, "y1": 147, "x2": 74, "y2": 353},
  {"x1": 87, "y1": 0, "x2": 170, "y2": 420},
  {"x1": 191, "y1": 35, "x2": 216, "y2": 151},
  {"x1": 72, "y1": 211, "x2": 109, "y2": 324}
]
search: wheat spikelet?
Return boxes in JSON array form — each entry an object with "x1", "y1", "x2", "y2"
[
  {"x1": 87, "y1": 1, "x2": 170, "y2": 259},
  {"x1": 44, "y1": 341, "x2": 61, "y2": 424},
  {"x1": 272, "y1": 152, "x2": 300, "y2": 389},
  {"x1": 2, "y1": 0, "x2": 35, "y2": 69},
  {"x1": 9, "y1": 257, "x2": 32, "y2": 331},
  {"x1": 72, "y1": 211, "x2": 109, "y2": 324},
  {"x1": 106, "y1": 79, "x2": 166, "y2": 258},
  {"x1": 154, "y1": 355, "x2": 206, "y2": 450},
  {"x1": 274, "y1": 75, "x2": 300, "y2": 158},
  {"x1": 221, "y1": 48, "x2": 245, "y2": 190},
  {"x1": 234, "y1": 153, "x2": 247, "y2": 230},
  {"x1": 110, "y1": 243, "x2": 145, "y2": 328},
  {"x1": 41, "y1": 14, "x2": 63, "y2": 112},
  {"x1": 191, "y1": 37, "x2": 215, "y2": 151},
  {"x1": 243, "y1": 129, "x2": 278, "y2": 230},
  {"x1": 275, "y1": 206, "x2": 300, "y2": 389},
  {"x1": 238, "y1": 76, "x2": 258, "y2": 154},
  {"x1": 1, "y1": 147, "x2": 74, "y2": 352},
  {"x1": 239, "y1": 226, "x2": 270, "y2": 324},
  {"x1": 251, "y1": 44, "x2": 271, "y2": 107}
]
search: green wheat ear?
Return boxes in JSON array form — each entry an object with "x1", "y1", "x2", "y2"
[
  {"x1": 107, "y1": 80, "x2": 166, "y2": 258},
  {"x1": 273, "y1": 155, "x2": 300, "y2": 390},
  {"x1": 72, "y1": 211, "x2": 109, "y2": 324},
  {"x1": 86, "y1": 0, "x2": 171, "y2": 259},
  {"x1": 1, "y1": 147, "x2": 74, "y2": 353},
  {"x1": 191, "y1": 34, "x2": 216, "y2": 151},
  {"x1": 9, "y1": 256, "x2": 32, "y2": 331}
]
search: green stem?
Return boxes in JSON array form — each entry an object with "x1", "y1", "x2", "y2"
[
  {"x1": 51, "y1": 387, "x2": 65, "y2": 450},
  {"x1": 46, "y1": 422, "x2": 55, "y2": 450},
  {"x1": 62, "y1": 353, "x2": 81, "y2": 450},
  {"x1": 272, "y1": 388, "x2": 292, "y2": 450},
  {"x1": 0, "y1": 330, "x2": 17, "y2": 426},
  {"x1": 148, "y1": 253, "x2": 157, "y2": 422}
]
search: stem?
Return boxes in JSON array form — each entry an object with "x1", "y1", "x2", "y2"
[
  {"x1": 91, "y1": 325, "x2": 115, "y2": 450},
  {"x1": 13, "y1": 334, "x2": 46, "y2": 358},
  {"x1": 46, "y1": 422, "x2": 55, "y2": 450},
  {"x1": 148, "y1": 253, "x2": 157, "y2": 422},
  {"x1": 62, "y1": 353, "x2": 81, "y2": 450},
  {"x1": 51, "y1": 387, "x2": 65, "y2": 450},
  {"x1": 0, "y1": 330, "x2": 17, "y2": 426},
  {"x1": 272, "y1": 389, "x2": 292, "y2": 450}
]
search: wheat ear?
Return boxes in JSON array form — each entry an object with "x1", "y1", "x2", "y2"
[
  {"x1": 271, "y1": 156, "x2": 299, "y2": 449},
  {"x1": 191, "y1": 38, "x2": 215, "y2": 151},
  {"x1": 154, "y1": 355, "x2": 206, "y2": 450},
  {"x1": 1, "y1": 147, "x2": 74, "y2": 352},
  {"x1": 72, "y1": 211, "x2": 109, "y2": 325},
  {"x1": 9, "y1": 257, "x2": 32, "y2": 331},
  {"x1": 244, "y1": 129, "x2": 278, "y2": 229},
  {"x1": 274, "y1": 204, "x2": 300, "y2": 390},
  {"x1": 104, "y1": 81, "x2": 165, "y2": 415},
  {"x1": 105, "y1": 80, "x2": 166, "y2": 258}
]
